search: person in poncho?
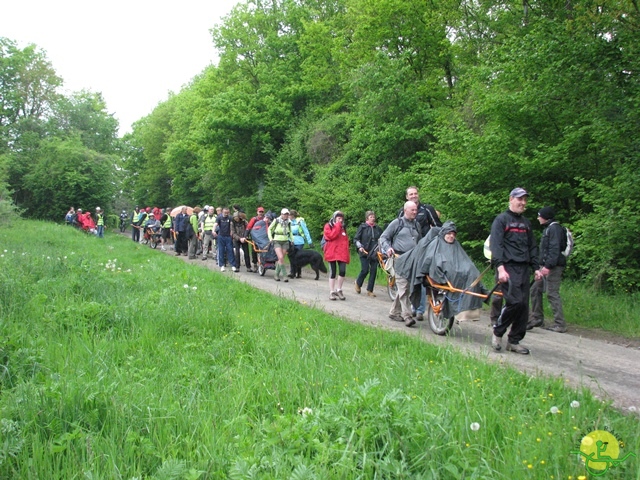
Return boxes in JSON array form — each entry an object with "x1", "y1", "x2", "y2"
[{"x1": 394, "y1": 221, "x2": 486, "y2": 319}]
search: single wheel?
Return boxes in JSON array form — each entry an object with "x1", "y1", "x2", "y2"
[
  {"x1": 428, "y1": 290, "x2": 455, "y2": 335},
  {"x1": 150, "y1": 239, "x2": 158, "y2": 249},
  {"x1": 258, "y1": 264, "x2": 266, "y2": 276},
  {"x1": 387, "y1": 276, "x2": 398, "y2": 301}
]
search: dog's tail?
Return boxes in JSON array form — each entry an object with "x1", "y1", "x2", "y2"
[{"x1": 319, "y1": 262, "x2": 328, "y2": 273}]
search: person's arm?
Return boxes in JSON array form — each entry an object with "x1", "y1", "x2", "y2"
[
  {"x1": 379, "y1": 220, "x2": 398, "y2": 256},
  {"x1": 543, "y1": 224, "x2": 561, "y2": 270},
  {"x1": 490, "y1": 214, "x2": 509, "y2": 283},
  {"x1": 300, "y1": 219, "x2": 312, "y2": 245},
  {"x1": 354, "y1": 224, "x2": 365, "y2": 251},
  {"x1": 268, "y1": 219, "x2": 276, "y2": 241}
]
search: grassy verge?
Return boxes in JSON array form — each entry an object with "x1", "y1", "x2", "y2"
[{"x1": 1, "y1": 220, "x2": 638, "y2": 478}]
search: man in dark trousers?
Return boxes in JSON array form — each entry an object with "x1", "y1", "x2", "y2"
[
  {"x1": 490, "y1": 188, "x2": 539, "y2": 354},
  {"x1": 174, "y1": 207, "x2": 189, "y2": 256},
  {"x1": 527, "y1": 206, "x2": 567, "y2": 333}
]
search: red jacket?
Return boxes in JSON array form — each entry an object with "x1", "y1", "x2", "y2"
[{"x1": 323, "y1": 222, "x2": 350, "y2": 263}]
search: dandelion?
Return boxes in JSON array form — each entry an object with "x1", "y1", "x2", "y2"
[
  {"x1": 3, "y1": 250, "x2": 6, "y2": 252},
  {"x1": 183, "y1": 284, "x2": 189, "y2": 289},
  {"x1": 527, "y1": 464, "x2": 533, "y2": 469},
  {"x1": 578, "y1": 476, "x2": 586, "y2": 480},
  {"x1": 192, "y1": 286, "x2": 197, "y2": 290},
  {"x1": 0, "y1": 255, "x2": 4, "y2": 258},
  {"x1": 570, "y1": 400, "x2": 580, "y2": 408},
  {"x1": 299, "y1": 407, "x2": 313, "y2": 417},
  {"x1": 550, "y1": 406, "x2": 559, "y2": 414},
  {"x1": 629, "y1": 406, "x2": 637, "y2": 413},
  {"x1": 470, "y1": 422, "x2": 480, "y2": 431}
]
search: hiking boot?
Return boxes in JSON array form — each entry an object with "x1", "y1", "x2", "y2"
[
  {"x1": 175, "y1": 252, "x2": 181, "y2": 256},
  {"x1": 405, "y1": 318, "x2": 416, "y2": 327},
  {"x1": 354, "y1": 281, "x2": 361, "y2": 294},
  {"x1": 287, "y1": 273, "x2": 295, "y2": 279},
  {"x1": 329, "y1": 291, "x2": 338, "y2": 300},
  {"x1": 220, "y1": 266, "x2": 226, "y2": 272},
  {"x1": 202, "y1": 257, "x2": 207, "y2": 261},
  {"x1": 336, "y1": 290, "x2": 345, "y2": 300},
  {"x1": 416, "y1": 313, "x2": 424, "y2": 321},
  {"x1": 491, "y1": 334, "x2": 503, "y2": 351},
  {"x1": 545, "y1": 325, "x2": 567, "y2": 333},
  {"x1": 275, "y1": 277, "x2": 281, "y2": 282},
  {"x1": 389, "y1": 314, "x2": 404, "y2": 322},
  {"x1": 161, "y1": 246, "x2": 166, "y2": 251},
  {"x1": 506, "y1": 343, "x2": 530, "y2": 354},
  {"x1": 296, "y1": 274, "x2": 302, "y2": 279},
  {"x1": 232, "y1": 267, "x2": 238, "y2": 272},
  {"x1": 367, "y1": 291, "x2": 376, "y2": 297},
  {"x1": 247, "y1": 267, "x2": 253, "y2": 272},
  {"x1": 526, "y1": 319, "x2": 544, "y2": 330},
  {"x1": 283, "y1": 278, "x2": 289, "y2": 282}
]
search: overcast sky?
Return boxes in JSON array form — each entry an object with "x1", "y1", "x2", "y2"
[{"x1": 1, "y1": 0, "x2": 240, "y2": 135}]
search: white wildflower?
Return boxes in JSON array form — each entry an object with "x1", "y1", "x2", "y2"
[
  {"x1": 629, "y1": 406, "x2": 637, "y2": 413},
  {"x1": 570, "y1": 401, "x2": 580, "y2": 409},
  {"x1": 470, "y1": 422, "x2": 480, "y2": 431},
  {"x1": 183, "y1": 284, "x2": 189, "y2": 289},
  {"x1": 550, "y1": 406, "x2": 559, "y2": 414},
  {"x1": 192, "y1": 286, "x2": 197, "y2": 290}
]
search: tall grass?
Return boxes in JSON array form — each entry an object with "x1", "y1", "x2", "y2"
[{"x1": 0, "y1": 221, "x2": 638, "y2": 478}]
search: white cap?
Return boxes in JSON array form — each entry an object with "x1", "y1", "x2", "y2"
[
  {"x1": 281, "y1": 208, "x2": 290, "y2": 214},
  {"x1": 96, "y1": 207, "x2": 101, "y2": 211}
]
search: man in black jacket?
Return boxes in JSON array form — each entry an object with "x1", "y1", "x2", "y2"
[
  {"x1": 527, "y1": 206, "x2": 567, "y2": 333},
  {"x1": 490, "y1": 188, "x2": 539, "y2": 354}
]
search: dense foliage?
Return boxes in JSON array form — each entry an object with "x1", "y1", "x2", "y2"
[
  {"x1": 118, "y1": 0, "x2": 640, "y2": 291},
  {"x1": 0, "y1": 38, "x2": 121, "y2": 221}
]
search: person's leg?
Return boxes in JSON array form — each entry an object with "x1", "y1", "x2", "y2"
[
  {"x1": 217, "y1": 237, "x2": 224, "y2": 267},
  {"x1": 274, "y1": 246, "x2": 284, "y2": 280},
  {"x1": 490, "y1": 294, "x2": 503, "y2": 327},
  {"x1": 336, "y1": 262, "x2": 346, "y2": 299},
  {"x1": 502, "y1": 264, "x2": 530, "y2": 345},
  {"x1": 528, "y1": 278, "x2": 545, "y2": 328},
  {"x1": 366, "y1": 258, "x2": 377, "y2": 294},
  {"x1": 225, "y1": 238, "x2": 236, "y2": 268},
  {"x1": 355, "y1": 256, "x2": 368, "y2": 291},
  {"x1": 546, "y1": 266, "x2": 566, "y2": 329},
  {"x1": 233, "y1": 241, "x2": 241, "y2": 268},
  {"x1": 328, "y1": 261, "x2": 337, "y2": 298},
  {"x1": 394, "y1": 276, "x2": 415, "y2": 326}
]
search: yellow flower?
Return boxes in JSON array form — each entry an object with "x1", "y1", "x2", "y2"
[{"x1": 528, "y1": 464, "x2": 533, "y2": 469}]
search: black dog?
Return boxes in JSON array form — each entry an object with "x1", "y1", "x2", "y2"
[{"x1": 288, "y1": 247, "x2": 327, "y2": 280}]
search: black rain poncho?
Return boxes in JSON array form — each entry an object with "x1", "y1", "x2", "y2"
[{"x1": 394, "y1": 221, "x2": 486, "y2": 318}]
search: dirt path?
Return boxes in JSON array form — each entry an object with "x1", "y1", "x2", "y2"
[{"x1": 150, "y1": 240, "x2": 639, "y2": 411}]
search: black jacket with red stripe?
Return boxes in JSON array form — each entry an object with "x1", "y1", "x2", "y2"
[{"x1": 490, "y1": 209, "x2": 539, "y2": 269}]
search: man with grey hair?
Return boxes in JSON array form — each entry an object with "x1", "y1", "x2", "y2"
[
  {"x1": 380, "y1": 201, "x2": 422, "y2": 327},
  {"x1": 490, "y1": 188, "x2": 539, "y2": 354}
]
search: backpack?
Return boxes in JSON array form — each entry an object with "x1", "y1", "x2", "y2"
[
  {"x1": 550, "y1": 222, "x2": 574, "y2": 257},
  {"x1": 320, "y1": 234, "x2": 327, "y2": 250}
]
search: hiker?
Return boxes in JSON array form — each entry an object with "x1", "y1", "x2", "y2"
[
  {"x1": 528, "y1": 206, "x2": 568, "y2": 333},
  {"x1": 324, "y1": 211, "x2": 350, "y2": 300},
  {"x1": 490, "y1": 188, "x2": 539, "y2": 355},
  {"x1": 353, "y1": 210, "x2": 382, "y2": 297},
  {"x1": 380, "y1": 201, "x2": 422, "y2": 327}
]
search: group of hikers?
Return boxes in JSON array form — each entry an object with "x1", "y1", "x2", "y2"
[
  {"x1": 67, "y1": 185, "x2": 568, "y2": 355},
  {"x1": 65, "y1": 207, "x2": 105, "y2": 237}
]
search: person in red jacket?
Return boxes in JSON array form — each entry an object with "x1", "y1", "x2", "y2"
[{"x1": 323, "y1": 211, "x2": 350, "y2": 300}]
